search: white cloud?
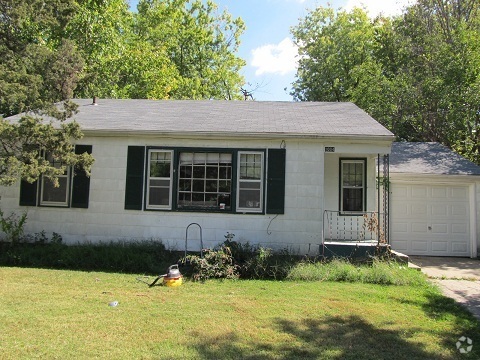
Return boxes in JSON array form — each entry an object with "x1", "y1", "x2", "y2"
[
  {"x1": 251, "y1": 37, "x2": 299, "y2": 76},
  {"x1": 345, "y1": 0, "x2": 414, "y2": 18}
]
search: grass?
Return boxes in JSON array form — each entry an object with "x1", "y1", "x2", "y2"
[
  {"x1": 287, "y1": 258, "x2": 427, "y2": 285},
  {"x1": 1, "y1": 267, "x2": 479, "y2": 359}
]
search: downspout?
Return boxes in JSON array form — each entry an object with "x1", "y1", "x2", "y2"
[{"x1": 377, "y1": 154, "x2": 381, "y2": 246}]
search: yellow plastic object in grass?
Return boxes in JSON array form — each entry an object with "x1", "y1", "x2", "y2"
[{"x1": 163, "y1": 276, "x2": 183, "y2": 287}]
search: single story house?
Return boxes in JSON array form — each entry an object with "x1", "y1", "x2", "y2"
[
  {"x1": 389, "y1": 142, "x2": 480, "y2": 258},
  {"x1": 0, "y1": 99, "x2": 394, "y2": 254}
]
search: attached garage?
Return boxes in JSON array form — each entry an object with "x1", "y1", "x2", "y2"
[{"x1": 389, "y1": 143, "x2": 480, "y2": 258}]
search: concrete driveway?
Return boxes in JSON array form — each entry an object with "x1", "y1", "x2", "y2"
[{"x1": 409, "y1": 256, "x2": 480, "y2": 321}]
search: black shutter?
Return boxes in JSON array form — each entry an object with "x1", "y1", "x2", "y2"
[
  {"x1": 124, "y1": 146, "x2": 145, "y2": 210},
  {"x1": 71, "y1": 145, "x2": 92, "y2": 208},
  {"x1": 266, "y1": 148, "x2": 286, "y2": 214},
  {"x1": 19, "y1": 180, "x2": 38, "y2": 206}
]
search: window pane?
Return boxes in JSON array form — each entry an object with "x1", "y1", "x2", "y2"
[
  {"x1": 219, "y1": 180, "x2": 231, "y2": 192},
  {"x1": 343, "y1": 188, "x2": 363, "y2": 212},
  {"x1": 178, "y1": 179, "x2": 191, "y2": 191},
  {"x1": 192, "y1": 180, "x2": 204, "y2": 192},
  {"x1": 150, "y1": 162, "x2": 170, "y2": 178},
  {"x1": 239, "y1": 182, "x2": 261, "y2": 189},
  {"x1": 205, "y1": 180, "x2": 218, "y2": 192},
  {"x1": 240, "y1": 153, "x2": 262, "y2": 180},
  {"x1": 150, "y1": 179, "x2": 170, "y2": 187},
  {"x1": 180, "y1": 165, "x2": 192, "y2": 178},
  {"x1": 206, "y1": 166, "x2": 218, "y2": 179},
  {"x1": 149, "y1": 188, "x2": 170, "y2": 206},
  {"x1": 238, "y1": 189, "x2": 261, "y2": 209},
  {"x1": 193, "y1": 166, "x2": 205, "y2": 178},
  {"x1": 42, "y1": 177, "x2": 68, "y2": 203}
]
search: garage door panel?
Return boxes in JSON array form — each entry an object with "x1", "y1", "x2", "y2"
[
  {"x1": 411, "y1": 241, "x2": 428, "y2": 252},
  {"x1": 431, "y1": 241, "x2": 448, "y2": 252},
  {"x1": 391, "y1": 183, "x2": 471, "y2": 257},
  {"x1": 452, "y1": 223, "x2": 468, "y2": 234},
  {"x1": 391, "y1": 240, "x2": 408, "y2": 252},
  {"x1": 451, "y1": 242, "x2": 468, "y2": 253},
  {"x1": 451, "y1": 205, "x2": 468, "y2": 217},
  {"x1": 431, "y1": 187, "x2": 447, "y2": 198},
  {"x1": 411, "y1": 186, "x2": 428, "y2": 198},
  {"x1": 431, "y1": 205, "x2": 448, "y2": 217},
  {"x1": 411, "y1": 222, "x2": 428, "y2": 233},
  {"x1": 451, "y1": 187, "x2": 468, "y2": 199},
  {"x1": 431, "y1": 223, "x2": 448, "y2": 234},
  {"x1": 392, "y1": 222, "x2": 408, "y2": 233},
  {"x1": 411, "y1": 204, "x2": 427, "y2": 216}
]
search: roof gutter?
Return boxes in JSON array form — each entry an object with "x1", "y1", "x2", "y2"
[{"x1": 81, "y1": 129, "x2": 395, "y2": 142}]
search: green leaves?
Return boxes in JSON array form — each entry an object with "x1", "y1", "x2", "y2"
[
  {"x1": 0, "y1": 100, "x2": 94, "y2": 186},
  {"x1": 291, "y1": 1, "x2": 480, "y2": 164}
]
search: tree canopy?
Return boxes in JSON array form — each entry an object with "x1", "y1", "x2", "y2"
[
  {"x1": 0, "y1": 0, "x2": 245, "y2": 186},
  {"x1": 291, "y1": 0, "x2": 480, "y2": 164},
  {"x1": 0, "y1": 0, "x2": 246, "y2": 117}
]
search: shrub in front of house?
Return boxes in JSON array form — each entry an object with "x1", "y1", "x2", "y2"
[{"x1": 0, "y1": 237, "x2": 179, "y2": 274}]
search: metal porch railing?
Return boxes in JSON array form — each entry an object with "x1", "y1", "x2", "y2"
[{"x1": 322, "y1": 210, "x2": 387, "y2": 244}]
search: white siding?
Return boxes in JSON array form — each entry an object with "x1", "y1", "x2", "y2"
[{"x1": 0, "y1": 136, "x2": 390, "y2": 255}]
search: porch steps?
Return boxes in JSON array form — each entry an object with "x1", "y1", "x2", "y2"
[{"x1": 390, "y1": 250, "x2": 421, "y2": 271}]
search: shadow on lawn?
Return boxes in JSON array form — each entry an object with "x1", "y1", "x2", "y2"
[{"x1": 191, "y1": 314, "x2": 476, "y2": 360}]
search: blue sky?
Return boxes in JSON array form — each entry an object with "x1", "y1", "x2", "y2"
[{"x1": 129, "y1": 0, "x2": 412, "y2": 101}]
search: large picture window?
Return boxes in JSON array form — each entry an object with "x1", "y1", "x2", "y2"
[
  {"x1": 340, "y1": 159, "x2": 366, "y2": 213},
  {"x1": 178, "y1": 152, "x2": 232, "y2": 210}
]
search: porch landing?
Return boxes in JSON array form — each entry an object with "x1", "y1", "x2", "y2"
[{"x1": 321, "y1": 241, "x2": 390, "y2": 260}]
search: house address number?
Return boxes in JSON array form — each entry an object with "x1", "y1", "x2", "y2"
[{"x1": 325, "y1": 147, "x2": 335, "y2": 153}]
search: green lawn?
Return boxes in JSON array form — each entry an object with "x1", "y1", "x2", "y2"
[{"x1": 0, "y1": 267, "x2": 478, "y2": 359}]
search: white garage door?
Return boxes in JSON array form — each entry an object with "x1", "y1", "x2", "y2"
[{"x1": 391, "y1": 183, "x2": 471, "y2": 257}]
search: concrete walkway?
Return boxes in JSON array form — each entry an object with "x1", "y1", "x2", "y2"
[{"x1": 408, "y1": 256, "x2": 480, "y2": 321}]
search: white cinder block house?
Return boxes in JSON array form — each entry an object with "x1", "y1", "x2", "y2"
[{"x1": 1, "y1": 99, "x2": 395, "y2": 254}]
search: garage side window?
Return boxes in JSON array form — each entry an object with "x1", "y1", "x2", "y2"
[{"x1": 340, "y1": 159, "x2": 366, "y2": 213}]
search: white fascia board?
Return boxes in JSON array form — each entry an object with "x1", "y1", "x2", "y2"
[
  {"x1": 389, "y1": 172, "x2": 480, "y2": 185},
  {"x1": 82, "y1": 129, "x2": 395, "y2": 142}
]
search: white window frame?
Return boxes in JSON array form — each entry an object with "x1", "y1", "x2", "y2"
[
  {"x1": 146, "y1": 149, "x2": 173, "y2": 210},
  {"x1": 236, "y1": 151, "x2": 264, "y2": 213},
  {"x1": 340, "y1": 159, "x2": 366, "y2": 214},
  {"x1": 39, "y1": 154, "x2": 70, "y2": 207}
]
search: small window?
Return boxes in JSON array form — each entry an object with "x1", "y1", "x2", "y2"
[
  {"x1": 340, "y1": 159, "x2": 365, "y2": 213},
  {"x1": 40, "y1": 154, "x2": 70, "y2": 207},
  {"x1": 146, "y1": 150, "x2": 173, "y2": 209},
  {"x1": 178, "y1": 152, "x2": 232, "y2": 210},
  {"x1": 237, "y1": 152, "x2": 263, "y2": 212}
]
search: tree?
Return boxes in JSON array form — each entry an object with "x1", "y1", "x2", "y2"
[
  {"x1": 135, "y1": 0, "x2": 246, "y2": 100},
  {"x1": 0, "y1": 0, "x2": 84, "y2": 117},
  {"x1": 0, "y1": 1, "x2": 92, "y2": 186},
  {"x1": 291, "y1": 2, "x2": 480, "y2": 164},
  {"x1": 0, "y1": 100, "x2": 94, "y2": 186},
  {"x1": 291, "y1": 7, "x2": 378, "y2": 102}
]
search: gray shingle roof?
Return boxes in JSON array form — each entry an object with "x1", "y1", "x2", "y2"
[
  {"x1": 31, "y1": 99, "x2": 392, "y2": 139},
  {"x1": 390, "y1": 142, "x2": 480, "y2": 176}
]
